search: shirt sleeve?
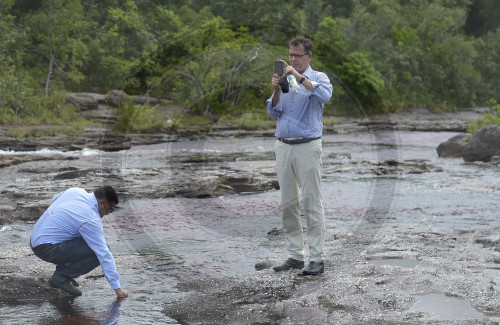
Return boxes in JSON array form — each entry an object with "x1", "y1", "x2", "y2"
[
  {"x1": 309, "y1": 72, "x2": 333, "y2": 104},
  {"x1": 51, "y1": 191, "x2": 64, "y2": 203},
  {"x1": 266, "y1": 92, "x2": 282, "y2": 119},
  {"x1": 79, "y1": 220, "x2": 121, "y2": 290}
]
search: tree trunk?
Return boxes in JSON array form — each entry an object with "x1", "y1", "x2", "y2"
[{"x1": 45, "y1": 52, "x2": 55, "y2": 96}]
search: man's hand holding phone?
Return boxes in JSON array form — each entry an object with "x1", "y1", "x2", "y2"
[{"x1": 274, "y1": 59, "x2": 290, "y2": 93}]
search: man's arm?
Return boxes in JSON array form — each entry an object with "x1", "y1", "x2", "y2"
[
  {"x1": 308, "y1": 72, "x2": 333, "y2": 104},
  {"x1": 271, "y1": 74, "x2": 282, "y2": 107},
  {"x1": 266, "y1": 74, "x2": 283, "y2": 119},
  {"x1": 79, "y1": 220, "x2": 127, "y2": 297}
]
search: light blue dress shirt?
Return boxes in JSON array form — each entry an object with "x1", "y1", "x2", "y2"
[
  {"x1": 30, "y1": 187, "x2": 121, "y2": 289},
  {"x1": 266, "y1": 66, "x2": 333, "y2": 139}
]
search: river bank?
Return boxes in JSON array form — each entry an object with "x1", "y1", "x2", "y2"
[{"x1": 1, "y1": 108, "x2": 499, "y2": 324}]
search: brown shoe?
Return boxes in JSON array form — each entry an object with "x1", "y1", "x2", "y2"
[{"x1": 273, "y1": 258, "x2": 305, "y2": 272}]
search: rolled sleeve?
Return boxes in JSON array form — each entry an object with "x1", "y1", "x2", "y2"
[
  {"x1": 79, "y1": 220, "x2": 121, "y2": 290},
  {"x1": 266, "y1": 96, "x2": 282, "y2": 119},
  {"x1": 309, "y1": 74, "x2": 333, "y2": 104}
]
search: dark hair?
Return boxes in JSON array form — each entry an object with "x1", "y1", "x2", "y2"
[
  {"x1": 94, "y1": 185, "x2": 119, "y2": 205},
  {"x1": 289, "y1": 37, "x2": 313, "y2": 54}
]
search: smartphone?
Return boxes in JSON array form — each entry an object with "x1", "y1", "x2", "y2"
[{"x1": 274, "y1": 60, "x2": 284, "y2": 76}]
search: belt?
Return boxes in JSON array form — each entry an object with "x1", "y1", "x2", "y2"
[
  {"x1": 277, "y1": 137, "x2": 320, "y2": 145},
  {"x1": 31, "y1": 243, "x2": 50, "y2": 252}
]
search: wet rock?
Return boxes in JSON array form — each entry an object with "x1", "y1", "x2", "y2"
[
  {"x1": 0, "y1": 138, "x2": 39, "y2": 152},
  {"x1": 254, "y1": 260, "x2": 273, "y2": 271},
  {"x1": 2, "y1": 108, "x2": 500, "y2": 324},
  {"x1": 165, "y1": 276, "x2": 294, "y2": 324},
  {"x1": 0, "y1": 155, "x2": 77, "y2": 169},
  {"x1": 323, "y1": 158, "x2": 442, "y2": 177},
  {"x1": 288, "y1": 306, "x2": 328, "y2": 323},
  {"x1": 474, "y1": 235, "x2": 500, "y2": 248},
  {"x1": 0, "y1": 275, "x2": 68, "y2": 302},
  {"x1": 0, "y1": 153, "x2": 279, "y2": 224},
  {"x1": 131, "y1": 95, "x2": 158, "y2": 105},
  {"x1": 463, "y1": 125, "x2": 500, "y2": 162},
  {"x1": 221, "y1": 173, "x2": 278, "y2": 194},
  {"x1": 52, "y1": 169, "x2": 92, "y2": 180},
  {"x1": 436, "y1": 133, "x2": 471, "y2": 158},
  {"x1": 490, "y1": 156, "x2": 500, "y2": 165},
  {"x1": 97, "y1": 134, "x2": 132, "y2": 151},
  {"x1": 364, "y1": 107, "x2": 488, "y2": 132},
  {"x1": 267, "y1": 227, "x2": 283, "y2": 237},
  {"x1": 106, "y1": 90, "x2": 127, "y2": 107},
  {"x1": 66, "y1": 93, "x2": 105, "y2": 111}
]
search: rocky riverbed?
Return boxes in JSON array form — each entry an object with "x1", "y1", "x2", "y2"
[{"x1": 1, "y1": 108, "x2": 500, "y2": 324}]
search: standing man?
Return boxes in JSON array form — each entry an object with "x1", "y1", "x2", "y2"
[
  {"x1": 30, "y1": 186, "x2": 128, "y2": 298},
  {"x1": 266, "y1": 37, "x2": 333, "y2": 275}
]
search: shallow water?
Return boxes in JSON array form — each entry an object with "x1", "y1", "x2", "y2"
[
  {"x1": 409, "y1": 293, "x2": 484, "y2": 321},
  {"x1": 1, "y1": 130, "x2": 499, "y2": 324}
]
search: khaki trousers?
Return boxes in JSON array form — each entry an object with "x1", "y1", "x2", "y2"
[{"x1": 274, "y1": 139, "x2": 325, "y2": 262}]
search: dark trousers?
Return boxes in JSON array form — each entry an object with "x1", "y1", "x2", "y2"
[{"x1": 32, "y1": 237, "x2": 100, "y2": 283}]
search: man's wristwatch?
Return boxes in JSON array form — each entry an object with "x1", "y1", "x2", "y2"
[{"x1": 298, "y1": 76, "x2": 306, "y2": 84}]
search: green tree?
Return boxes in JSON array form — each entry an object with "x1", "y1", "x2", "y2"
[
  {"x1": 0, "y1": 0, "x2": 34, "y2": 124},
  {"x1": 23, "y1": 0, "x2": 89, "y2": 95},
  {"x1": 314, "y1": 0, "x2": 486, "y2": 110},
  {"x1": 412, "y1": 3, "x2": 480, "y2": 108},
  {"x1": 474, "y1": 29, "x2": 500, "y2": 102},
  {"x1": 335, "y1": 51, "x2": 387, "y2": 112},
  {"x1": 465, "y1": 0, "x2": 500, "y2": 36},
  {"x1": 130, "y1": 5, "x2": 267, "y2": 116},
  {"x1": 170, "y1": 15, "x2": 262, "y2": 115},
  {"x1": 88, "y1": 0, "x2": 155, "y2": 92}
]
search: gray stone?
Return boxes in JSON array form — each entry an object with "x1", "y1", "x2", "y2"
[
  {"x1": 436, "y1": 133, "x2": 471, "y2": 158},
  {"x1": 490, "y1": 155, "x2": 500, "y2": 165},
  {"x1": 66, "y1": 93, "x2": 100, "y2": 111},
  {"x1": 463, "y1": 125, "x2": 500, "y2": 162},
  {"x1": 106, "y1": 90, "x2": 128, "y2": 107}
]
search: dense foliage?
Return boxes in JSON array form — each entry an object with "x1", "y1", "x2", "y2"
[{"x1": 1, "y1": 0, "x2": 499, "y2": 126}]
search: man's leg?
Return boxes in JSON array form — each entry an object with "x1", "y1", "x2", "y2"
[
  {"x1": 275, "y1": 140, "x2": 305, "y2": 262},
  {"x1": 34, "y1": 237, "x2": 100, "y2": 282},
  {"x1": 294, "y1": 139, "x2": 326, "y2": 263}
]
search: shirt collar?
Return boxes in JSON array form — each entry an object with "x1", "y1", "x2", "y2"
[{"x1": 89, "y1": 193, "x2": 99, "y2": 213}]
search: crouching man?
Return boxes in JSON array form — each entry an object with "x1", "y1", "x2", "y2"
[{"x1": 30, "y1": 186, "x2": 128, "y2": 298}]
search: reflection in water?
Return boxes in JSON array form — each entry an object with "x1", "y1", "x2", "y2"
[
  {"x1": 100, "y1": 300, "x2": 121, "y2": 325},
  {"x1": 41, "y1": 298, "x2": 121, "y2": 325}
]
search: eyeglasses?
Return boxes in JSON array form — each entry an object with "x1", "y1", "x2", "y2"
[
  {"x1": 107, "y1": 203, "x2": 116, "y2": 214},
  {"x1": 101, "y1": 200, "x2": 116, "y2": 215},
  {"x1": 288, "y1": 53, "x2": 310, "y2": 59}
]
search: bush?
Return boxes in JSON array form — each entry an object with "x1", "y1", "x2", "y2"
[
  {"x1": 1, "y1": 90, "x2": 89, "y2": 137},
  {"x1": 115, "y1": 102, "x2": 170, "y2": 133},
  {"x1": 467, "y1": 100, "x2": 500, "y2": 133},
  {"x1": 335, "y1": 52, "x2": 388, "y2": 113},
  {"x1": 233, "y1": 112, "x2": 273, "y2": 130}
]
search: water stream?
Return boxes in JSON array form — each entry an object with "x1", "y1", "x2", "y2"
[{"x1": 1, "y1": 130, "x2": 499, "y2": 323}]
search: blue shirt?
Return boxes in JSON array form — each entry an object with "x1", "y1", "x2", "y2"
[
  {"x1": 30, "y1": 187, "x2": 121, "y2": 289},
  {"x1": 266, "y1": 66, "x2": 333, "y2": 138}
]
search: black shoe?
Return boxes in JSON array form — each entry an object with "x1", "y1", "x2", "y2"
[
  {"x1": 49, "y1": 278, "x2": 82, "y2": 296},
  {"x1": 301, "y1": 261, "x2": 325, "y2": 276},
  {"x1": 273, "y1": 258, "x2": 305, "y2": 272},
  {"x1": 70, "y1": 278, "x2": 80, "y2": 287}
]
